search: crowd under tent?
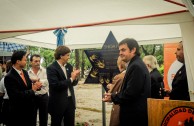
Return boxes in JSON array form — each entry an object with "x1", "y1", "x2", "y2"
[{"x1": 0, "y1": 0, "x2": 194, "y2": 100}]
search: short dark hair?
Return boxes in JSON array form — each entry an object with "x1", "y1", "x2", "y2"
[
  {"x1": 119, "y1": 38, "x2": 140, "y2": 56},
  {"x1": 30, "y1": 54, "x2": 41, "y2": 61},
  {"x1": 11, "y1": 51, "x2": 26, "y2": 64},
  {"x1": 54, "y1": 46, "x2": 71, "y2": 60}
]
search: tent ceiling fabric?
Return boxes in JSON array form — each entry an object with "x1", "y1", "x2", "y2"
[
  {"x1": 0, "y1": 0, "x2": 192, "y2": 42},
  {"x1": 0, "y1": 0, "x2": 191, "y2": 49},
  {"x1": 0, "y1": 0, "x2": 189, "y2": 32},
  {"x1": 1, "y1": 24, "x2": 182, "y2": 49}
]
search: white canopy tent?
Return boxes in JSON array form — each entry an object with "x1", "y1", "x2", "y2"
[
  {"x1": 0, "y1": 0, "x2": 194, "y2": 100},
  {"x1": 0, "y1": 0, "x2": 191, "y2": 39},
  {"x1": 1, "y1": 24, "x2": 182, "y2": 49}
]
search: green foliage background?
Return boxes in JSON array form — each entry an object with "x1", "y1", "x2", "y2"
[
  {"x1": 27, "y1": 44, "x2": 164, "y2": 75},
  {"x1": 140, "y1": 44, "x2": 164, "y2": 74}
]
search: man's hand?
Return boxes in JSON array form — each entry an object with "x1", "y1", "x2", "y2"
[
  {"x1": 102, "y1": 92, "x2": 112, "y2": 102},
  {"x1": 32, "y1": 81, "x2": 42, "y2": 91},
  {"x1": 71, "y1": 69, "x2": 80, "y2": 81},
  {"x1": 30, "y1": 78, "x2": 40, "y2": 84},
  {"x1": 106, "y1": 83, "x2": 113, "y2": 90}
]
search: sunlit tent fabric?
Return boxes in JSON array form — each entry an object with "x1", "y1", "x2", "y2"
[
  {"x1": 0, "y1": 0, "x2": 191, "y2": 39},
  {"x1": 0, "y1": 0, "x2": 194, "y2": 101},
  {"x1": 0, "y1": 25, "x2": 182, "y2": 49}
]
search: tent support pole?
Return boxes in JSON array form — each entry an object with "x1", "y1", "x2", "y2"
[{"x1": 102, "y1": 85, "x2": 106, "y2": 126}]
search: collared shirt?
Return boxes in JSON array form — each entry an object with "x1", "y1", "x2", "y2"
[
  {"x1": 28, "y1": 66, "x2": 49, "y2": 95},
  {"x1": 125, "y1": 61, "x2": 130, "y2": 68},
  {"x1": 57, "y1": 61, "x2": 71, "y2": 96},
  {"x1": 12, "y1": 66, "x2": 23, "y2": 76}
]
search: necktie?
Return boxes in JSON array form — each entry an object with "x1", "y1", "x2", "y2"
[
  {"x1": 63, "y1": 66, "x2": 71, "y2": 96},
  {"x1": 20, "y1": 71, "x2": 27, "y2": 86}
]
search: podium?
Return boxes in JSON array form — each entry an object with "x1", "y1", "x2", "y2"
[{"x1": 147, "y1": 98, "x2": 194, "y2": 126}]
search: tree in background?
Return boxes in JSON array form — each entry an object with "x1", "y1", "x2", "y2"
[
  {"x1": 140, "y1": 44, "x2": 164, "y2": 74},
  {"x1": 40, "y1": 48, "x2": 55, "y2": 67},
  {"x1": 27, "y1": 44, "x2": 163, "y2": 77},
  {"x1": 68, "y1": 49, "x2": 92, "y2": 78},
  {"x1": 75, "y1": 49, "x2": 80, "y2": 70}
]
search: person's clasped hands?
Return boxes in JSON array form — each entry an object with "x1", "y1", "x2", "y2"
[{"x1": 32, "y1": 79, "x2": 42, "y2": 91}]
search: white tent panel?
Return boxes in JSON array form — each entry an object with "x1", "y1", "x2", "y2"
[
  {"x1": 1, "y1": 24, "x2": 182, "y2": 49},
  {"x1": 180, "y1": 22, "x2": 194, "y2": 101},
  {"x1": 0, "y1": 0, "x2": 187, "y2": 31},
  {"x1": 1, "y1": 36, "x2": 182, "y2": 50}
]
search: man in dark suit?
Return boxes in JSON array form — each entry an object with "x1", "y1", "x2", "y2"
[
  {"x1": 103, "y1": 38, "x2": 151, "y2": 126},
  {"x1": 169, "y1": 41, "x2": 190, "y2": 101},
  {"x1": 4, "y1": 51, "x2": 42, "y2": 126},
  {"x1": 47, "y1": 46, "x2": 80, "y2": 126}
]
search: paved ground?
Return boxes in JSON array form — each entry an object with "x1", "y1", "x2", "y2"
[
  {"x1": 74, "y1": 80, "x2": 111, "y2": 126},
  {"x1": 43, "y1": 79, "x2": 111, "y2": 126}
]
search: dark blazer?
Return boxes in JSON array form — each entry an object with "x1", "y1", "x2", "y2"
[
  {"x1": 4, "y1": 67, "x2": 35, "y2": 126},
  {"x1": 111, "y1": 55, "x2": 151, "y2": 126},
  {"x1": 170, "y1": 65, "x2": 190, "y2": 101},
  {"x1": 47, "y1": 61, "x2": 78, "y2": 115},
  {"x1": 150, "y1": 68, "x2": 163, "y2": 99}
]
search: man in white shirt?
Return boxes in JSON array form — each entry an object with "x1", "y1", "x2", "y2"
[{"x1": 28, "y1": 54, "x2": 49, "y2": 126}]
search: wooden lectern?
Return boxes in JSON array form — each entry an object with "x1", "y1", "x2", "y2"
[{"x1": 148, "y1": 98, "x2": 194, "y2": 126}]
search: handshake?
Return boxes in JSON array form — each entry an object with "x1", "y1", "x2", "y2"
[{"x1": 31, "y1": 78, "x2": 42, "y2": 91}]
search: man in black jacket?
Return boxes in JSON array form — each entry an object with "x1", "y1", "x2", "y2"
[
  {"x1": 169, "y1": 41, "x2": 190, "y2": 101},
  {"x1": 103, "y1": 38, "x2": 151, "y2": 126},
  {"x1": 4, "y1": 51, "x2": 42, "y2": 126},
  {"x1": 47, "y1": 46, "x2": 80, "y2": 126}
]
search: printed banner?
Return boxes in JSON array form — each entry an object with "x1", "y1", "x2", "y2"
[{"x1": 164, "y1": 43, "x2": 183, "y2": 90}]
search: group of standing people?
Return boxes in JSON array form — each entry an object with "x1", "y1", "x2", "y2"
[
  {"x1": 103, "y1": 39, "x2": 190, "y2": 126},
  {"x1": 0, "y1": 60, "x2": 12, "y2": 125},
  {"x1": 0, "y1": 38, "x2": 190, "y2": 126},
  {"x1": 0, "y1": 45, "x2": 80, "y2": 126}
]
